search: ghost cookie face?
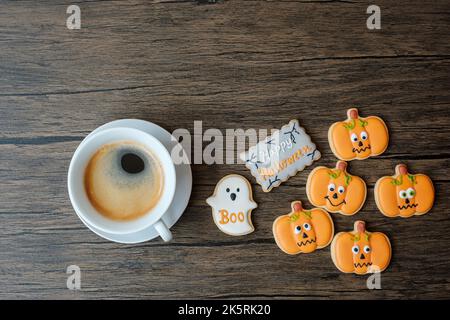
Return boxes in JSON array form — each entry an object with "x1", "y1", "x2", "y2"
[
  {"x1": 306, "y1": 161, "x2": 367, "y2": 216},
  {"x1": 206, "y1": 174, "x2": 257, "y2": 236},
  {"x1": 331, "y1": 221, "x2": 391, "y2": 275},
  {"x1": 375, "y1": 164, "x2": 434, "y2": 218},
  {"x1": 273, "y1": 201, "x2": 334, "y2": 255},
  {"x1": 328, "y1": 108, "x2": 389, "y2": 161}
]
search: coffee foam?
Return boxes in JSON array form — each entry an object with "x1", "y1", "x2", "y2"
[{"x1": 84, "y1": 141, "x2": 164, "y2": 221}]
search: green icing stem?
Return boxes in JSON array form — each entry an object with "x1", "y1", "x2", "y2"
[
  {"x1": 302, "y1": 211, "x2": 312, "y2": 219},
  {"x1": 352, "y1": 232, "x2": 370, "y2": 242},
  {"x1": 345, "y1": 174, "x2": 352, "y2": 186},
  {"x1": 407, "y1": 174, "x2": 417, "y2": 184},
  {"x1": 343, "y1": 120, "x2": 356, "y2": 130},
  {"x1": 391, "y1": 175, "x2": 403, "y2": 186},
  {"x1": 359, "y1": 119, "x2": 369, "y2": 127},
  {"x1": 328, "y1": 170, "x2": 341, "y2": 180}
]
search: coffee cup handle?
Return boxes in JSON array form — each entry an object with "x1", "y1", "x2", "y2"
[{"x1": 154, "y1": 220, "x2": 172, "y2": 242}]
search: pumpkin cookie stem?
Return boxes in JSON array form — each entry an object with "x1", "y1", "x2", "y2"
[
  {"x1": 292, "y1": 201, "x2": 303, "y2": 213},
  {"x1": 336, "y1": 161, "x2": 348, "y2": 171},
  {"x1": 396, "y1": 164, "x2": 408, "y2": 175},
  {"x1": 355, "y1": 220, "x2": 366, "y2": 233},
  {"x1": 347, "y1": 108, "x2": 359, "y2": 120}
]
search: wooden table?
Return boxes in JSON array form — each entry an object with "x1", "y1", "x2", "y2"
[{"x1": 1, "y1": 0, "x2": 449, "y2": 299}]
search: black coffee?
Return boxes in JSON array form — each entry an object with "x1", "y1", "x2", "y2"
[
  {"x1": 121, "y1": 153, "x2": 145, "y2": 174},
  {"x1": 84, "y1": 141, "x2": 164, "y2": 221}
]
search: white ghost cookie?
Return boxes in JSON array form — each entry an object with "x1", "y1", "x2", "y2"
[{"x1": 206, "y1": 174, "x2": 257, "y2": 236}]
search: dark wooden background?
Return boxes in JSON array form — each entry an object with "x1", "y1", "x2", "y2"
[{"x1": 0, "y1": 0, "x2": 449, "y2": 299}]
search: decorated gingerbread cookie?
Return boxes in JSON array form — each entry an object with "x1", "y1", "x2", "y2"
[
  {"x1": 206, "y1": 174, "x2": 257, "y2": 236},
  {"x1": 328, "y1": 108, "x2": 389, "y2": 161},
  {"x1": 241, "y1": 120, "x2": 321, "y2": 192},
  {"x1": 306, "y1": 161, "x2": 367, "y2": 216},
  {"x1": 375, "y1": 164, "x2": 434, "y2": 218},
  {"x1": 273, "y1": 201, "x2": 334, "y2": 255},
  {"x1": 331, "y1": 221, "x2": 391, "y2": 275}
]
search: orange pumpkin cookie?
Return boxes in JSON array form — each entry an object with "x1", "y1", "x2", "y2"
[
  {"x1": 331, "y1": 221, "x2": 391, "y2": 275},
  {"x1": 375, "y1": 164, "x2": 434, "y2": 218},
  {"x1": 306, "y1": 161, "x2": 366, "y2": 216},
  {"x1": 328, "y1": 108, "x2": 389, "y2": 161},
  {"x1": 273, "y1": 201, "x2": 334, "y2": 255}
]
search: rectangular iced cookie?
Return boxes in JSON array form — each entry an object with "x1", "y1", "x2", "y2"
[{"x1": 240, "y1": 119, "x2": 321, "y2": 192}]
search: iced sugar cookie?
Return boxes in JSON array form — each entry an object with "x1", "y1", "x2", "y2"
[
  {"x1": 331, "y1": 221, "x2": 391, "y2": 275},
  {"x1": 240, "y1": 119, "x2": 321, "y2": 192},
  {"x1": 375, "y1": 164, "x2": 434, "y2": 218},
  {"x1": 328, "y1": 108, "x2": 389, "y2": 161},
  {"x1": 306, "y1": 161, "x2": 366, "y2": 216},
  {"x1": 273, "y1": 201, "x2": 334, "y2": 255},
  {"x1": 206, "y1": 174, "x2": 257, "y2": 236}
]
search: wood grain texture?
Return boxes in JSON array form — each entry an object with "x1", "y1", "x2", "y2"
[{"x1": 0, "y1": 0, "x2": 449, "y2": 299}]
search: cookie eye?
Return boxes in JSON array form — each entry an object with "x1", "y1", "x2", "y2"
[
  {"x1": 407, "y1": 187, "x2": 415, "y2": 199},
  {"x1": 360, "y1": 131, "x2": 368, "y2": 140},
  {"x1": 328, "y1": 183, "x2": 336, "y2": 192},
  {"x1": 338, "y1": 186, "x2": 345, "y2": 194},
  {"x1": 352, "y1": 245, "x2": 359, "y2": 254},
  {"x1": 399, "y1": 190, "x2": 408, "y2": 199},
  {"x1": 351, "y1": 133, "x2": 358, "y2": 142},
  {"x1": 363, "y1": 245, "x2": 371, "y2": 253},
  {"x1": 294, "y1": 225, "x2": 301, "y2": 234},
  {"x1": 303, "y1": 223, "x2": 311, "y2": 231},
  {"x1": 236, "y1": 188, "x2": 240, "y2": 192},
  {"x1": 226, "y1": 188, "x2": 230, "y2": 193}
]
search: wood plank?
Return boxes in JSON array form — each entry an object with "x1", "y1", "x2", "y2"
[
  {"x1": 1, "y1": 0, "x2": 450, "y2": 94},
  {"x1": 0, "y1": 140, "x2": 449, "y2": 298},
  {"x1": 0, "y1": 0, "x2": 449, "y2": 299}
]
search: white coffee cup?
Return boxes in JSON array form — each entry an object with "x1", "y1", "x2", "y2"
[{"x1": 68, "y1": 127, "x2": 176, "y2": 242}]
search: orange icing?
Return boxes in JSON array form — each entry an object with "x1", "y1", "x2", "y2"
[
  {"x1": 331, "y1": 221, "x2": 391, "y2": 275},
  {"x1": 306, "y1": 161, "x2": 367, "y2": 216},
  {"x1": 375, "y1": 164, "x2": 434, "y2": 218},
  {"x1": 273, "y1": 201, "x2": 334, "y2": 255},
  {"x1": 328, "y1": 108, "x2": 389, "y2": 161},
  {"x1": 258, "y1": 146, "x2": 313, "y2": 179}
]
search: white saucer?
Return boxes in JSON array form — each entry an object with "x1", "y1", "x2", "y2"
[{"x1": 75, "y1": 119, "x2": 192, "y2": 244}]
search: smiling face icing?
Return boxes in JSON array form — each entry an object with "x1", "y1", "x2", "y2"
[
  {"x1": 350, "y1": 231, "x2": 373, "y2": 274},
  {"x1": 273, "y1": 201, "x2": 334, "y2": 255},
  {"x1": 288, "y1": 208, "x2": 318, "y2": 253},
  {"x1": 375, "y1": 164, "x2": 434, "y2": 218},
  {"x1": 328, "y1": 108, "x2": 389, "y2": 161},
  {"x1": 306, "y1": 161, "x2": 366, "y2": 216},
  {"x1": 206, "y1": 174, "x2": 257, "y2": 236},
  {"x1": 331, "y1": 221, "x2": 391, "y2": 275},
  {"x1": 394, "y1": 173, "x2": 419, "y2": 216}
]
